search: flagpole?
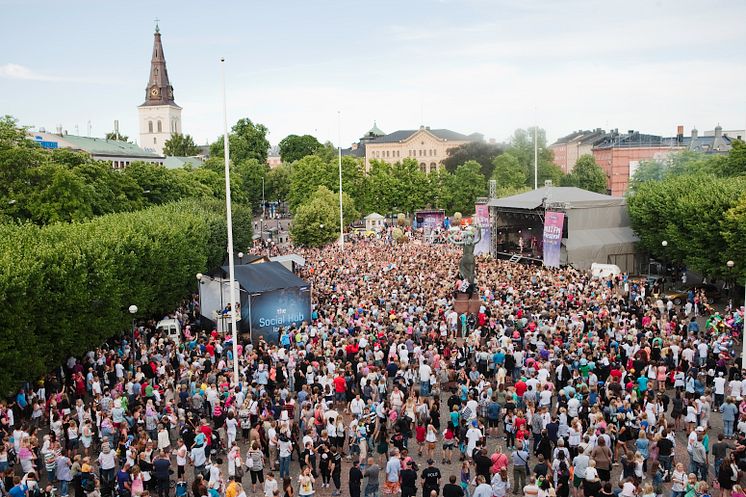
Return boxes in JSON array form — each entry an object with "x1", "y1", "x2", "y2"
[
  {"x1": 220, "y1": 57, "x2": 240, "y2": 388},
  {"x1": 338, "y1": 110, "x2": 344, "y2": 248},
  {"x1": 534, "y1": 125, "x2": 538, "y2": 190}
]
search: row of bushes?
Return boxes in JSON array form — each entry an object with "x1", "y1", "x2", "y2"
[{"x1": 0, "y1": 199, "x2": 252, "y2": 394}]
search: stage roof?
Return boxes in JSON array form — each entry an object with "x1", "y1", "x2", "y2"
[
  {"x1": 221, "y1": 261, "x2": 308, "y2": 294},
  {"x1": 487, "y1": 186, "x2": 625, "y2": 210}
]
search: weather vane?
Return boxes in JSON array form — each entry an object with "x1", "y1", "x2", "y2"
[{"x1": 154, "y1": 18, "x2": 160, "y2": 33}]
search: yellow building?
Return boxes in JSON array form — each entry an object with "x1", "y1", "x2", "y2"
[{"x1": 345, "y1": 124, "x2": 481, "y2": 173}]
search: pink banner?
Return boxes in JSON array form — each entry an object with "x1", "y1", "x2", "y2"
[{"x1": 542, "y1": 211, "x2": 564, "y2": 268}]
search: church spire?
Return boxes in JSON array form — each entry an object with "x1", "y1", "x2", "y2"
[{"x1": 142, "y1": 23, "x2": 176, "y2": 106}]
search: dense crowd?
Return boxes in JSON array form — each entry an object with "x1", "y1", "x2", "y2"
[{"x1": 2, "y1": 234, "x2": 746, "y2": 497}]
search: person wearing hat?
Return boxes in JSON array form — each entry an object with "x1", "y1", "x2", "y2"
[{"x1": 421, "y1": 458, "x2": 441, "y2": 497}]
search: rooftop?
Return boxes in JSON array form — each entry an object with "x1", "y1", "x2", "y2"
[
  {"x1": 488, "y1": 186, "x2": 624, "y2": 210},
  {"x1": 29, "y1": 132, "x2": 161, "y2": 158},
  {"x1": 372, "y1": 127, "x2": 474, "y2": 144}
]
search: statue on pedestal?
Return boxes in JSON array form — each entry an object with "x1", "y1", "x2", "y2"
[{"x1": 449, "y1": 226, "x2": 481, "y2": 286}]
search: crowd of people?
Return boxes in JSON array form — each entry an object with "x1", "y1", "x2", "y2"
[{"x1": 2, "y1": 234, "x2": 746, "y2": 497}]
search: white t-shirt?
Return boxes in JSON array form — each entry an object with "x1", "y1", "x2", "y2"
[
  {"x1": 714, "y1": 377, "x2": 726, "y2": 395},
  {"x1": 584, "y1": 466, "x2": 599, "y2": 481},
  {"x1": 419, "y1": 363, "x2": 432, "y2": 382}
]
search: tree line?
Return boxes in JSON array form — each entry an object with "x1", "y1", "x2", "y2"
[
  {"x1": 0, "y1": 199, "x2": 253, "y2": 394},
  {"x1": 627, "y1": 140, "x2": 746, "y2": 281},
  {"x1": 0, "y1": 116, "x2": 267, "y2": 225}
]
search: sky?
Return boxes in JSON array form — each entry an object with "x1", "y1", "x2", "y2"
[{"x1": 2, "y1": 0, "x2": 746, "y2": 148}]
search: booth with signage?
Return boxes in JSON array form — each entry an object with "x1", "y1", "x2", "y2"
[{"x1": 221, "y1": 262, "x2": 312, "y2": 344}]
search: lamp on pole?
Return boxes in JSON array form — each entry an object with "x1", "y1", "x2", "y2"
[
  {"x1": 337, "y1": 111, "x2": 344, "y2": 249},
  {"x1": 238, "y1": 252, "x2": 244, "y2": 265},
  {"x1": 661, "y1": 240, "x2": 668, "y2": 287},
  {"x1": 128, "y1": 304, "x2": 138, "y2": 371},
  {"x1": 219, "y1": 57, "x2": 241, "y2": 388},
  {"x1": 728, "y1": 260, "x2": 735, "y2": 309}
]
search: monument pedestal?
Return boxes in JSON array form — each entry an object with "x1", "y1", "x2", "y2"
[{"x1": 453, "y1": 292, "x2": 481, "y2": 314}]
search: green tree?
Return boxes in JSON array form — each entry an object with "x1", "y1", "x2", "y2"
[
  {"x1": 210, "y1": 118, "x2": 270, "y2": 164},
  {"x1": 717, "y1": 139, "x2": 746, "y2": 177},
  {"x1": 105, "y1": 131, "x2": 128, "y2": 142},
  {"x1": 266, "y1": 163, "x2": 291, "y2": 202},
  {"x1": 288, "y1": 155, "x2": 333, "y2": 210},
  {"x1": 232, "y1": 159, "x2": 268, "y2": 211},
  {"x1": 628, "y1": 174, "x2": 746, "y2": 279},
  {"x1": 163, "y1": 133, "x2": 201, "y2": 156},
  {"x1": 442, "y1": 141, "x2": 503, "y2": 178},
  {"x1": 561, "y1": 154, "x2": 608, "y2": 193},
  {"x1": 388, "y1": 158, "x2": 431, "y2": 214},
  {"x1": 629, "y1": 150, "x2": 720, "y2": 192},
  {"x1": 491, "y1": 153, "x2": 526, "y2": 189},
  {"x1": 25, "y1": 164, "x2": 95, "y2": 223},
  {"x1": 123, "y1": 162, "x2": 183, "y2": 205},
  {"x1": 278, "y1": 134, "x2": 322, "y2": 163},
  {"x1": 441, "y1": 160, "x2": 486, "y2": 214},
  {"x1": 290, "y1": 186, "x2": 359, "y2": 247},
  {"x1": 0, "y1": 199, "x2": 251, "y2": 394},
  {"x1": 505, "y1": 127, "x2": 558, "y2": 187},
  {"x1": 0, "y1": 115, "x2": 34, "y2": 148}
]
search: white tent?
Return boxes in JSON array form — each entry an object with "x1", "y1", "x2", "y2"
[{"x1": 488, "y1": 186, "x2": 640, "y2": 272}]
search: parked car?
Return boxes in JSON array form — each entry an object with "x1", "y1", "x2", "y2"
[{"x1": 663, "y1": 284, "x2": 722, "y2": 305}]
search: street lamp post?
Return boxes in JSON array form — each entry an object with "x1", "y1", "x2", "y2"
[
  {"x1": 128, "y1": 304, "x2": 138, "y2": 371},
  {"x1": 728, "y1": 260, "x2": 735, "y2": 309},
  {"x1": 661, "y1": 240, "x2": 668, "y2": 289}
]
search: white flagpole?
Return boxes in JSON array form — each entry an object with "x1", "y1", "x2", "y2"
[
  {"x1": 534, "y1": 125, "x2": 538, "y2": 190},
  {"x1": 338, "y1": 110, "x2": 344, "y2": 248},
  {"x1": 220, "y1": 57, "x2": 240, "y2": 387}
]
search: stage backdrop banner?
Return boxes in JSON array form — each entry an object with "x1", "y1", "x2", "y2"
[
  {"x1": 241, "y1": 286, "x2": 312, "y2": 343},
  {"x1": 543, "y1": 211, "x2": 565, "y2": 268},
  {"x1": 474, "y1": 203, "x2": 491, "y2": 255}
]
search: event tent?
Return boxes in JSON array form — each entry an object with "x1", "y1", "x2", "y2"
[{"x1": 487, "y1": 186, "x2": 641, "y2": 272}]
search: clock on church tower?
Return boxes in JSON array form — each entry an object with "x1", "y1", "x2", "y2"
[{"x1": 138, "y1": 23, "x2": 182, "y2": 156}]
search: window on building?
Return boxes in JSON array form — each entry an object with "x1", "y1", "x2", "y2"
[
  {"x1": 171, "y1": 119, "x2": 176, "y2": 133},
  {"x1": 148, "y1": 121, "x2": 153, "y2": 133},
  {"x1": 420, "y1": 162, "x2": 426, "y2": 173},
  {"x1": 153, "y1": 137, "x2": 157, "y2": 144},
  {"x1": 430, "y1": 162, "x2": 436, "y2": 173},
  {"x1": 157, "y1": 121, "x2": 162, "y2": 132}
]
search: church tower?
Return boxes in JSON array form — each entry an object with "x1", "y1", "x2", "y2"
[{"x1": 138, "y1": 23, "x2": 182, "y2": 155}]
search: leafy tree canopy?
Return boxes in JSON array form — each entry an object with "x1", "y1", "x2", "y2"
[
  {"x1": 163, "y1": 133, "x2": 201, "y2": 156},
  {"x1": 442, "y1": 141, "x2": 503, "y2": 178},
  {"x1": 290, "y1": 186, "x2": 359, "y2": 247},
  {"x1": 210, "y1": 118, "x2": 270, "y2": 164},
  {"x1": 278, "y1": 134, "x2": 322, "y2": 163},
  {"x1": 560, "y1": 154, "x2": 607, "y2": 193}
]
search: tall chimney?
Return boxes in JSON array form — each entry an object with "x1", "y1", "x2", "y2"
[{"x1": 676, "y1": 125, "x2": 684, "y2": 144}]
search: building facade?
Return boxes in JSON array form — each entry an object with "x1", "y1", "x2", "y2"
[
  {"x1": 549, "y1": 129, "x2": 606, "y2": 173},
  {"x1": 29, "y1": 131, "x2": 163, "y2": 169},
  {"x1": 344, "y1": 124, "x2": 480, "y2": 173},
  {"x1": 550, "y1": 125, "x2": 737, "y2": 196},
  {"x1": 138, "y1": 24, "x2": 182, "y2": 156}
]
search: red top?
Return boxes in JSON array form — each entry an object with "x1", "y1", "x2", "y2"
[
  {"x1": 333, "y1": 376, "x2": 347, "y2": 393},
  {"x1": 515, "y1": 380, "x2": 527, "y2": 397}
]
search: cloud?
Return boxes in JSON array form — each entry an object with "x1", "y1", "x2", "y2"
[
  {"x1": 0, "y1": 63, "x2": 131, "y2": 85},
  {"x1": 0, "y1": 63, "x2": 67, "y2": 81}
]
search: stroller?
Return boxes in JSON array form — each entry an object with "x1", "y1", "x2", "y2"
[
  {"x1": 210, "y1": 427, "x2": 227, "y2": 457},
  {"x1": 175, "y1": 481, "x2": 188, "y2": 497}
]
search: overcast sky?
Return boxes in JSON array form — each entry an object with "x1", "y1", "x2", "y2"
[{"x1": 2, "y1": 0, "x2": 745, "y2": 148}]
